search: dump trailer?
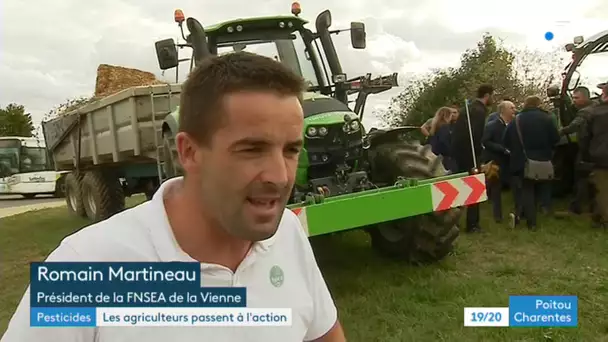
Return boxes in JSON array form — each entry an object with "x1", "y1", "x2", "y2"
[
  {"x1": 42, "y1": 84, "x2": 182, "y2": 220},
  {"x1": 43, "y1": 4, "x2": 488, "y2": 264}
]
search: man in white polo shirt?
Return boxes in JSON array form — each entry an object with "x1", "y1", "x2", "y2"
[{"x1": 2, "y1": 52, "x2": 345, "y2": 342}]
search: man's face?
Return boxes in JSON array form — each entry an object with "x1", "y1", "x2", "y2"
[
  {"x1": 503, "y1": 102, "x2": 516, "y2": 122},
  {"x1": 450, "y1": 108, "x2": 459, "y2": 122},
  {"x1": 486, "y1": 93, "x2": 495, "y2": 106},
  {"x1": 182, "y1": 92, "x2": 304, "y2": 241},
  {"x1": 572, "y1": 91, "x2": 589, "y2": 108}
]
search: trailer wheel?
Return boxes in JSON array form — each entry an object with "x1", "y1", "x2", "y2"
[
  {"x1": 367, "y1": 142, "x2": 462, "y2": 264},
  {"x1": 54, "y1": 174, "x2": 67, "y2": 198},
  {"x1": 162, "y1": 131, "x2": 181, "y2": 179},
  {"x1": 81, "y1": 170, "x2": 125, "y2": 222},
  {"x1": 65, "y1": 173, "x2": 86, "y2": 218}
]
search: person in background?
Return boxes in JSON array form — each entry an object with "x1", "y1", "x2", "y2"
[
  {"x1": 449, "y1": 104, "x2": 460, "y2": 124},
  {"x1": 421, "y1": 103, "x2": 460, "y2": 138},
  {"x1": 557, "y1": 86, "x2": 596, "y2": 215},
  {"x1": 560, "y1": 87, "x2": 594, "y2": 135},
  {"x1": 598, "y1": 81, "x2": 607, "y2": 103},
  {"x1": 581, "y1": 84, "x2": 608, "y2": 228},
  {"x1": 428, "y1": 107, "x2": 457, "y2": 172},
  {"x1": 487, "y1": 98, "x2": 512, "y2": 123},
  {"x1": 420, "y1": 117, "x2": 434, "y2": 138},
  {"x1": 451, "y1": 84, "x2": 495, "y2": 233},
  {"x1": 481, "y1": 100, "x2": 516, "y2": 223},
  {"x1": 503, "y1": 95, "x2": 560, "y2": 230}
]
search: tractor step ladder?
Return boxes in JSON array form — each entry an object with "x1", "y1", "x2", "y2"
[{"x1": 149, "y1": 87, "x2": 174, "y2": 185}]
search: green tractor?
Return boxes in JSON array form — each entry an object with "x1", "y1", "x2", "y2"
[
  {"x1": 153, "y1": 5, "x2": 487, "y2": 263},
  {"x1": 548, "y1": 30, "x2": 608, "y2": 197}
]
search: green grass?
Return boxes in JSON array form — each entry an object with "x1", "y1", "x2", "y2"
[{"x1": 1, "y1": 194, "x2": 608, "y2": 341}]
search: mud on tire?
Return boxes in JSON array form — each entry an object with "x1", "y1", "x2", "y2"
[
  {"x1": 367, "y1": 141, "x2": 462, "y2": 264},
  {"x1": 81, "y1": 170, "x2": 125, "y2": 222},
  {"x1": 65, "y1": 172, "x2": 86, "y2": 218}
]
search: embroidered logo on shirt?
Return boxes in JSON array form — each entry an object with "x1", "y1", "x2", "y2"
[{"x1": 269, "y1": 265, "x2": 284, "y2": 287}]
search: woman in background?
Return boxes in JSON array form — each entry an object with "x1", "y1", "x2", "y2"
[{"x1": 428, "y1": 106, "x2": 457, "y2": 172}]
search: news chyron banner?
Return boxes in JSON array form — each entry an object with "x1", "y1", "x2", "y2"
[
  {"x1": 464, "y1": 295, "x2": 578, "y2": 328},
  {"x1": 30, "y1": 262, "x2": 291, "y2": 327}
]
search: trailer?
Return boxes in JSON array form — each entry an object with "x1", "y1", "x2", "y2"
[{"x1": 42, "y1": 84, "x2": 182, "y2": 220}]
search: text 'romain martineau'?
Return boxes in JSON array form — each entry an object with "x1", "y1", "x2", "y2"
[{"x1": 37, "y1": 266, "x2": 196, "y2": 282}]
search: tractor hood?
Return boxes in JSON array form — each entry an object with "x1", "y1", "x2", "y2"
[{"x1": 301, "y1": 92, "x2": 358, "y2": 125}]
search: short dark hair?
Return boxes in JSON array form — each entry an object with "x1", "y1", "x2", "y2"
[
  {"x1": 476, "y1": 84, "x2": 494, "y2": 99},
  {"x1": 179, "y1": 52, "x2": 306, "y2": 145},
  {"x1": 573, "y1": 86, "x2": 590, "y2": 98}
]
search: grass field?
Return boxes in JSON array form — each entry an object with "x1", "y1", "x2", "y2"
[{"x1": 1, "y1": 194, "x2": 608, "y2": 341}]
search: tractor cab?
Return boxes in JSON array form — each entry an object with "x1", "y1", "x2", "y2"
[
  {"x1": 552, "y1": 30, "x2": 608, "y2": 126},
  {"x1": 154, "y1": 4, "x2": 397, "y2": 118},
  {"x1": 154, "y1": 4, "x2": 401, "y2": 200}
]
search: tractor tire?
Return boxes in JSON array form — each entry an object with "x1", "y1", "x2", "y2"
[
  {"x1": 162, "y1": 131, "x2": 181, "y2": 179},
  {"x1": 65, "y1": 172, "x2": 86, "y2": 218},
  {"x1": 367, "y1": 142, "x2": 462, "y2": 264},
  {"x1": 81, "y1": 170, "x2": 125, "y2": 222}
]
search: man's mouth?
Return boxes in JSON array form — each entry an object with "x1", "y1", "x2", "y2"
[{"x1": 246, "y1": 197, "x2": 280, "y2": 209}]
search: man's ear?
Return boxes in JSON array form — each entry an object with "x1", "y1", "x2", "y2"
[{"x1": 175, "y1": 132, "x2": 201, "y2": 175}]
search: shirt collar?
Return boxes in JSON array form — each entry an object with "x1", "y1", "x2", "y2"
[{"x1": 145, "y1": 177, "x2": 279, "y2": 262}]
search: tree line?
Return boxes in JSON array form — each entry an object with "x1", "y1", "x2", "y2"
[{"x1": 378, "y1": 33, "x2": 567, "y2": 130}]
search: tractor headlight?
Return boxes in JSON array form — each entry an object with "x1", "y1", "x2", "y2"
[
  {"x1": 307, "y1": 126, "x2": 317, "y2": 136},
  {"x1": 343, "y1": 120, "x2": 361, "y2": 133},
  {"x1": 318, "y1": 126, "x2": 328, "y2": 136}
]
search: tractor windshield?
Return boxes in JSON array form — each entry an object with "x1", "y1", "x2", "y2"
[
  {"x1": 216, "y1": 30, "x2": 319, "y2": 88},
  {"x1": 567, "y1": 52, "x2": 608, "y2": 99},
  {"x1": 564, "y1": 32, "x2": 608, "y2": 100}
]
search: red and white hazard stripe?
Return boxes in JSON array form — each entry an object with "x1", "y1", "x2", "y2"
[
  {"x1": 290, "y1": 207, "x2": 309, "y2": 236},
  {"x1": 431, "y1": 173, "x2": 487, "y2": 211}
]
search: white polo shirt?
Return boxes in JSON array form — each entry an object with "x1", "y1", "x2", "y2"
[{"x1": 1, "y1": 177, "x2": 338, "y2": 342}]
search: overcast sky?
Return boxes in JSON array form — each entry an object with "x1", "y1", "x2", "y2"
[{"x1": 1, "y1": 0, "x2": 606, "y2": 130}]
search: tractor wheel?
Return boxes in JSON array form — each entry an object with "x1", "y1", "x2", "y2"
[
  {"x1": 65, "y1": 172, "x2": 86, "y2": 218},
  {"x1": 367, "y1": 142, "x2": 462, "y2": 264},
  {"x1": 162, "y1": 131, "x2": 181, "y2": 179},
  {"x1": 81, "y1": 170, "x2": 125, "y2": 222}
]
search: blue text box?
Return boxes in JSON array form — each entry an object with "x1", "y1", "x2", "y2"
[
  {"x1": 30, "y1": 307, "x2": 96, "y2": 327},
  {"x1": 509, "y1": 295, "x2": 577, "y2": 327},
  {"x1": 30, "y1": 262, "x2": 247, "y2": 307}
]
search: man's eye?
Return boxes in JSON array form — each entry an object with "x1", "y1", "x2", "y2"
[
  {"x1": 240, "y1": 147, "x2": 262, "y2": 153},
  {"x1": 286, "y1": 147, "x2": 301, "y2": 155}
]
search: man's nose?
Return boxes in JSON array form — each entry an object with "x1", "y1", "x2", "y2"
[{"x1": 259, "y1": 151, "x2": 290, "y2": 185}]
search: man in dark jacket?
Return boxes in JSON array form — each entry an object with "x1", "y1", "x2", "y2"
[
  {"x1": 451, "y1": 84, "x2": 494, "y2": 232},
  {"x1": 557, "y1": 87, "x2": 596, "y2": 215},
  {"x1": 481, "y1": 100, "x2": 516, "y2": 223},
  {"x1": 503, "y1": 96, "x2": 560, "y2": 230},
  {"x1": 582, "y1": 85, "x2": 608, "y2": 228}
]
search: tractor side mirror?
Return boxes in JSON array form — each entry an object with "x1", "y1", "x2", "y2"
[
  {"x1": 316, "y1": 9, "x2": 332, "y2": 31},
  {"x1": 350, "y1": 22, "x2": 366, "y2": 49},
  {"x1": 155, "y1": 38, "x2": 179, "y2": 70}
]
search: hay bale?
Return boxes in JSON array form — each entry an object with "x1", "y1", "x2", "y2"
[{"x1": 94, "y1": 64, "x2": 166, "y2": 98}]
